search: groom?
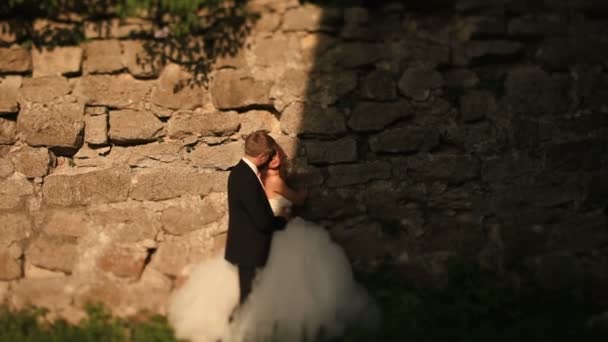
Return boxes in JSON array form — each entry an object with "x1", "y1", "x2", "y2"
[{"x1": 225, "y1": 130, "x2": 287, "y2": 307}]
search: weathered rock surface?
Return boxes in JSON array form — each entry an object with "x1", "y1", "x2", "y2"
[
  {"x1": 83, "y1": 40, "x2": 124, "y2": 74},
  {"x1": 87, "y1": 202, "x2": 160, "y2": 243},
  {"x1": 109, "y1": 109, "x2": 163, "y2": 143},
  {"x1": 161, "y1": 193, "x2": 226, "y2": 235},
  {"x1": 398, "y1": 66, "x2": 444, "y2": 101},
  {"x1": 348, "y1": 101, "x2": 412, "y2": 132},
  {"x1": 129, "y1": 168, "x2": 227, "y2": 201},
  {"x1": 150, "y1": 64, "x2": 205, "y2": 110},
  {"x1": 9, "y1": 145, "x2": 52, "y2": 178},
  {"x1": 281, "y1": 102, "x2": 346, "y2": 135},
  {"x1": 369, "y1": 126, "x2": 440, "y2": 153},
  {"x1": 210, "y1": 70, "x2": 272, "y2": 110},
  {"x1": 122, "y1": 40, "x2": 164, "y2": 78},
  {"x1": 85, "y1": 112, "x2": 108, "y2": 145},
  {"x1": 17, "y1": 101, "x2": 85, "y2": 150},
  {"x1": 0, "y1": 46, "x2": 32, "y2": 73},
  {"x1": 27, "y1": 235, "x2": 79, "y2": 274},
  {"x1": 0, "y1": 157, "x2": 13, "y2": 178},
  {"x1": 32, "y1": 47, "x2": 83, "y2": 77},
  {"x1": 42, "y1": 167, "x2": 131, "y2": 206},
  {"x1": 460, "y1": 90, "x2": 497, "y2": 123},
  {"x1": 188, "y1": 141, "x2": 243, "y2": 170},
  {"x1": 0, "y1": 118, "x2": 16, "y2": 145},
  {"x1": 150, "y1": 229, "x2": 224, "y2": 277},
  {"x1": 9, "y1": 278, "x2": 75, "y2": 314},
  {"x1": 305, "y1": 137, "x2": 358, "y2": 164},
  {"x1": 167, "y1": 110, "x2": 240, "y2": 139},
  {"x1": 239, "y1": 110, "x2": 281, "y2": 136},
  {"x1": 75, "y1": 74, "x2": 151, "y2": 109},
  {"x1": 326, "y1": 161, "x2": 392, "y2": 187},
  {"x1": 0, "y1": 76, "x2": 22, "y2": 113},
  {"x1": 37, "y1": 208, "x2": 90, "y2": 238},
  {"x1": 19, "y1": 76, "x2": 70, "y2": 103},
  {"x1": 503, "y1": 66, "x2": 571, "y2": 117},
  {"x1": 360, "y1": 69, "x2": 398, "y2": 101},
  {"x1": 406, "y1": 153, "x2": 481, "y2": 185},
  {"x1": 0, "y1": 212, "x2": 32, "y2": 280},
  {"x1": 282, "y1": 4, "x2": 324, "y2": 32},
  {"x1": 0, "y1": 175, "x2": 34, "y2": 210},
  {"x1": 97, "y1": 245, "x2": 148, "y2": 280}
]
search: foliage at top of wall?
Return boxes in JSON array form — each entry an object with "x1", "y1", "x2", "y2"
[
  {"x1": 1, "y1": 0, "x2": 241, "y2": 37},
  {"x1": 0, "y1": 0, "x2": 254, "y2": 81}
]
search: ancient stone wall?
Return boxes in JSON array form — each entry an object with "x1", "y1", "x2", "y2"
[{"x1": 1, "y1": 0, "x2": 608, "y2": 320}]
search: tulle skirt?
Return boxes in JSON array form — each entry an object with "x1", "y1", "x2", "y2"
[{"x1": 168, "y1": 217, "x2": 379, "y2": 342}]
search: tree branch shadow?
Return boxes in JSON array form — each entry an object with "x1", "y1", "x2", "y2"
[{"x1": 0, "y1": 0, "x2": 257, "y2": 84}]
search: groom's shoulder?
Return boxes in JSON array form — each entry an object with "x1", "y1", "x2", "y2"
[
  {"x1": 230, "y1": 159, "x2": 246, "y2": 172},
  {"x1": 228, "y1": 160, "x2": 246, "y2": 178}
]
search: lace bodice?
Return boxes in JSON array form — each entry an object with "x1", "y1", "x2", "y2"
[{"x1": 268, "y1": 194, "x2": 293, "y2": 216}]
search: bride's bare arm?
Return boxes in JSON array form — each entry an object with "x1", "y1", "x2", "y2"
[{"x1": 265, "y1": 175, "x2": 307, "y2": 206}]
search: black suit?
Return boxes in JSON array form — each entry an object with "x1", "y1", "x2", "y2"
[{"x1": 224, "y1": 159, "x2": 286, "y2": 303}]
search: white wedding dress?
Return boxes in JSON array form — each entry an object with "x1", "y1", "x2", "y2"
[{"x1": 168, "y1": 195, "x2": 379, "y2": 342}]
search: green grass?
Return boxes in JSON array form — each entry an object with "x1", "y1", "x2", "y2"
[
  {"x1": 0, "y1": 304, "x2": 181, "y2": 342},
  {"x1": 2, "y1": 259, "x2": 606, "y2": 341}
]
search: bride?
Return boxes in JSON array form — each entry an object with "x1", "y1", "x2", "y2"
[{"x1": 168, "y1": 144, "x2": 379, "y2": 342}]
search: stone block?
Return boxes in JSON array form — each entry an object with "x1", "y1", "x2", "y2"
[
  {"x1": 42, "y1": 167, "x2": 131, "y2": 206},
  {"x1": 168, "y1": 110, "x2": 240, "y2": 139},
  {"x1": 109, "y1": 109, "x2": 163, "y2": 143},
  {"x1": 281, "y1": 102, "x2": 346, "y2": 135},
  {"x1": 122, "y1": 40, "x2": 164, "y2": 78},
  {"x1": 305, "y1": 137, "x2": 358, "y2": 164},
  {"x1": 19, "y1": 76, "x2": 70, "y2": 103},
  {"x1": 83, "y1": 40, "x2": 124, "y2": 74},
  {"x1": 360, "y1": 69, "x2": 397, "y2": 101},
  {"x1": 348, "y1": 101, "x2": 412, "y2": 132},
  {"x1": 85, "y1": 112, "x2": 108, "y2": 145},
  {"x1": 0, "y1": 117, "x2": 16, "y2": 145},
  {"x1": 460, "y1": 90, "x2": 497, "y2": 123},
  {"x1": 210, "y1": 70, "x2": 272, "y2": 110},
  {"x1": 326, "y1": 161, "x2": 391, "y2": 187},
  {"x1": 0, "y1": 175, "x2": 34, "y2": 210},
  {"x1": 188, "y1": 141, "x2": 244, "y2": 170},
  {"x1": 75, "y1": 74, "x2": 151, "y2": 109},
  {"x1": 17, "y1": 101, "x2": 85, "y2": 150},
  {"x1": 27, "y1": 234, "x2": 78, "y2": 274},
  {"x1": 0, "y1": 76, "x2": 21, "y2": 113},
  {"x1": 0, "y1": 46, "x2": 31, "y2": 73},
  {"x1": 161, "y1": 194, "x2": 226, "y2": 235},
  {"x1": 32, "y1": 46, "x2": 83, "y2": 77},
  {"x1": 398, "y1": 66, "x2": 444, "y2": 101},
  {"x1": 87, "y1": 202, "x2": 160, "y2": 243},
  {"x1": 9, "y1": 145, "x2": 52, "y2": 178},
  {"x1": 150, "y1": 64, "x2": 205, "y2": 110},
  {"x1": 369, "y1": 126, "x2": 440, "y2": 153},
  {"x1": 129, "y1": 168, "x2": 227, "y2": 201}
]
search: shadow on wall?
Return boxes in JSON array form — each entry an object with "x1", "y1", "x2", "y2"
[
  {"x1": 290, "y1": 0, "x2": 608, "y2": 300},
  {"x1": 1, "y1": 0, "x2": 607, "y2": 314}
]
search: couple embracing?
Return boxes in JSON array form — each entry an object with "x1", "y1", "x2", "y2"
[{"x1": 168, "y1": 131, "x2": 378, "y2": 342}]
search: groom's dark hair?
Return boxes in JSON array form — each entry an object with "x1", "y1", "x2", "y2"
[{"x1": 244, "y1": 130, "x2": 276, "y2": 157}]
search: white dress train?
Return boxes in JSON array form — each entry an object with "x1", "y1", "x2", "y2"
[{"x1": 168, "y1": 195, "x2": 379, "y2": 342}]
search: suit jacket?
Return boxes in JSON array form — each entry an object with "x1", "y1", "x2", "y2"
[{"x1": 224, "y1": 159, "x2": 287, "y2": 267}]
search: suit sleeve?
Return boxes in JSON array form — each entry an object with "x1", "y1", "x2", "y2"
[{"x1": 238, "y1": 174, "x2": 287, "y2": 234}]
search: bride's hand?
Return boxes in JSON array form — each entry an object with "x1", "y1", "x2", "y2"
[{"x1": 297, "y1": 185, "x2": 308, "y2": 200}]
